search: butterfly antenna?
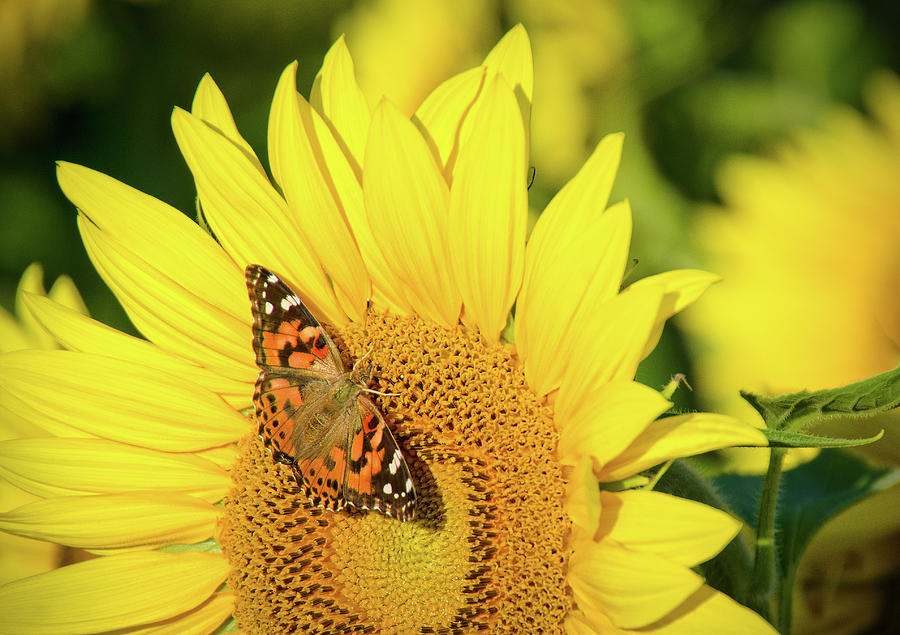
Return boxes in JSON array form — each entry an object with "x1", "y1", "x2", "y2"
[
  {"x1": 353, "y1": 345, "x2": 399, "y2": 396},
  {"x1": 363, "y1": 386, "x2": 400, "y2": 398},
  {"x1": 352, "y1": 345, "x2": 375, "y2": 372}
]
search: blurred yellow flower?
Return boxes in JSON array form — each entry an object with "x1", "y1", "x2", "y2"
[
  {"x1": 0, "y1": 28, "x2": 772, "y2": 634},
  {"x1": 336, "y1": 0, "x2": 632, "y2": 186},
  {"x1": 685, "y1": 72, "x2": 900, "y2": 634},
  {"x1": 687, "y1": 72, "x2": 900, "y2": 422},
  {"x1": 333, "y1": 0, "x2": 498, "y2": 117}
]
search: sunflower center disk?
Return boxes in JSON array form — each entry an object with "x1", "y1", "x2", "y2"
[{"x1": 222, "y1": 313, "x2": 573, "y2": 633}]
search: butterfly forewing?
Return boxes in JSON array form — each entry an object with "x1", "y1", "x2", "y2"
[
  {"x1": 245, "y1": 265, "x2": 343, "y2": 374},
  {"x1": 245, "y1": 264, "x2": 417, "y2": 521}
]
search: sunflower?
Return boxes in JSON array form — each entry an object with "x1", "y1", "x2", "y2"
[
  {"x1": 0, "y1": 27, "x2": 773, "y2": 634},
  {"x1": 683, "y1": 71, "x2": 900, "y2": 635}
]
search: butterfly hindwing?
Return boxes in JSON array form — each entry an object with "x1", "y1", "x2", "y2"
[
  {"x1": 245, "y1": 264, "x2": 417, "y2": 521},
  {"x1": 343, "y1": 396, "x2": 416, "y2": 522}
]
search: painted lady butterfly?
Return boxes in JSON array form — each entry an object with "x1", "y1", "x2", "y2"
[{"x1": 245, "y1": 264, "x2": 416, "y2": 521}]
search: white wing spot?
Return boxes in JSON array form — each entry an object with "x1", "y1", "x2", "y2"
[
  {"x1": 264, "y1": 301, "x2": 275, "y2": 314},
  {"x1": 389, "y1": 452, "x2": 401, "y2": 475},
  {"x1": 267, "y1": 274, "x2": 279, "y2": 283},
  {"x1": 382, "y1": 483, "x2": 393, "y2": 495},
  {"x1": 394, "y1": 492, "x2": 400, "y2": 499},
  {"x1": 280, "y1": 297, "x2": 294, "y2": 311},
  {"x1": 405, "y1": 478, "x2": 413, "y2": 492}
]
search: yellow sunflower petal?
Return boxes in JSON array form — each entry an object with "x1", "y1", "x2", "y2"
[
  {"x1": 1, "y1": 263, "x2": 72, "y2": 353},
  {"x1": 643, "y1": 585, "x2": 777, "y2": 635},
  {"x1": 0, "y1": 492, "x2": 220, "y2": 551},
  {"x1": 78, "y1": 218, "x2": 255, "y2": 381},
  {"x1": 0, "y1": 392, "x2": 83, "y2": 440},
  {"x1": 47, "y1": 274, "x2": 88, "y2": 316},
  {"x1": 0, "y1": 551, "x2": 228, "y2": 635},
  {"x1": 558, "y1": 380, "x2": 671, "y2": 467},
  {"x1": 190, "y1": 73, "x2": 266, "y2": 178},
  {"x1": 14, "y1": 263, "x2": 56, "y2": 349},
  {"x1": 519, "y1": 201, "x2": 631, "y2": 395},
  {"x1": 0, "y1": 532, "x2": 58, "y2": 587},
  {"x1": 569, "y1": 539, "x2": 704, "y2": 629},
  {"x1": 566, "y1": 609, "x2": 612, "y2": 635},
  {"x1": 555, "y1": 285, "x2": 664, "y2": 425},
  {"x1": 628, "y1": 269, "x2": 721, "y2": 359},
  {"x1": 171, "y1": 106, "x2": 346, "y2": 324},
  {"x1": 0, "y1": 305, "x2": 30, "y2": 353},
  {"x1": 23, "y1": 294, "x2": 251, "y2": 409},
  {"x1": 268, "y1": 62, "x2": 371, "y2": 321},
  {"x1": 364, "y1": 99, "x2": 460, "y2": 325},
  {"x1": 599, "y1": 414, "x2": 769, "y2": 482},
  {"x1": 0, "y1": 350, "x2": 247, "y2": 452},
  {"x1": 0, "y1": 438, "x2": 230, "y2": 502},
  {"x1": 0, "y1": 477, "x2": 61, "y2": 585},
  {"x1": 307, "y1": 82, "x2": 410, "y2": 315},
  {"x1": 596, "y1": 491, "x2": 740, "y2": 567},
  {"x1": 56, "y1": 162, "x2": 245, "y2": 313},
  {"x1": 449, "y1": 73, "x2": 527, "y2": 341},
  {"x1": 311, "y1": 35, "x2": 371, "y2": 164},
  {"x1": 57, "y1": 163, "x2": 254, "y2": 375},
  {"x1": 483, "y1": 23, "x2": 533, "y2": 95},
  {"x1": 128, "y1": 591, "x2": 234, "y2": 635},
  {"x1": 415, "y1": 66, "x2": 485, "y2": 170},
  {"x1": 565, "y1": 457, "x2": 601, "y2": 534},
  {"x1": 482, "y1": 23, "x2": 533, "y2": 145},
  {"x1": 194, "y1": 444, "x2": 238, "y2": 470},
  {"x1": 519, "y1": 133, "x2": 623, "y2": 295}
]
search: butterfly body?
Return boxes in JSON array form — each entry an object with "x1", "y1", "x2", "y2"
[{"x1": 245, "y1": 264, "x2": 416, "y2": 521}]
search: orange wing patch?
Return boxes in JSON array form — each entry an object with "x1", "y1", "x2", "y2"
[{"x1": 297, "y1": 445, "x2": 347, "y2": 511}]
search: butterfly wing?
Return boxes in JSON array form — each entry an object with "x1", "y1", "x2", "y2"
[
  {"x1": 342, "y1": 395, "x2": 417, "y2": 521},
  {"x1": 245, "y1": 264, "x2": 343, "y2": 374},
  {"x1": 245, "y1": 265, "x2": 343, "y2": 462},
  {"x1": 245, "y1": 264, "x2": 416, "y2": 521}
]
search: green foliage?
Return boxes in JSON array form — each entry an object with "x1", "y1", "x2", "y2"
[
  {"x1": 713, "y1": 364, "x2": 900, "y2": 633},
  {"x1": 717, "y1": 451, "x2": 900, "y2": 630},
  {"x1": 760, "y1": 427, "x2": 883, "y2": 448},
  {"x1": 742, "y1": 364, "x2": 900, "y2": 432}
]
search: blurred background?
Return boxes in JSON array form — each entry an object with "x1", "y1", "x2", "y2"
[{"x1": 1, "y1": 1, "x2": 899, "y2": 632}]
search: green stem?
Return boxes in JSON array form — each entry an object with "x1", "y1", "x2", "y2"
[
  {"x1": 778, "y1": 558, "x2": 798, "y2": 634},
  {"x1": 752, "y1": 448, "x2": 787, "y2": 621},
  {"x1": 643, "y1": 459, "x2": 674, "y2": 490}
]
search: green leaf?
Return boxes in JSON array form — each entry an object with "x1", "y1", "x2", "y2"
[
  {"x1": 717, "y1": 451, "x2": 900, "y2": 552},
  {"x1": 716, "y1": 450, "x2": 900, "y2": 629},
  {"x1": 740, "y1": 364, "x2": 900, "y2": 431},
  {"x1": 761, "y1": 427, "x2": 884, "y2": 448},
  {"x1": 773, "y1": 451, "x2": 900, "y2": 573}
]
